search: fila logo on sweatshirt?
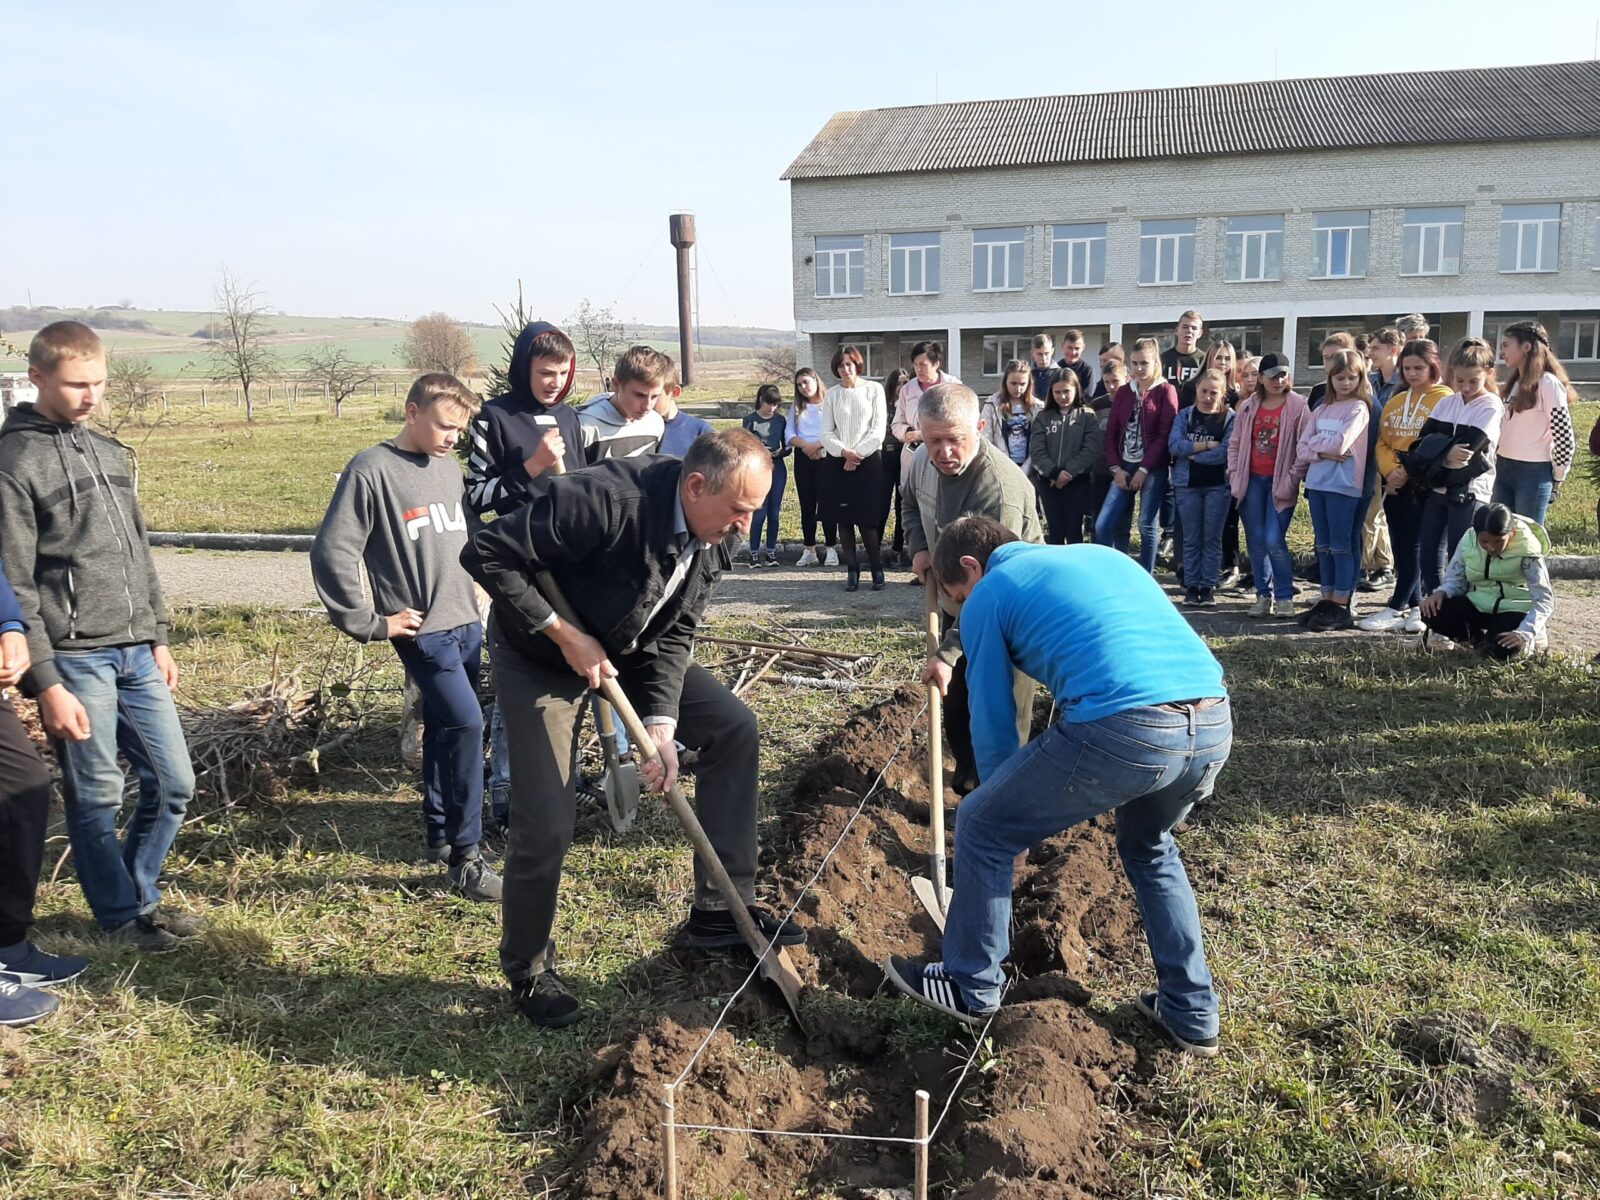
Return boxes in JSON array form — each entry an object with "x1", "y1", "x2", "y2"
[{"x1": 403, "y1": 501, "x2": 467, "y2": 541}]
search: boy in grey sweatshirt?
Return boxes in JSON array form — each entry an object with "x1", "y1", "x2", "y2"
[
  {"x1": 310, "y1": 374, "x2": 500, "y2": 902},
  {"x1": 0, "y1": 322, "x2": 198, "y2": 951}
]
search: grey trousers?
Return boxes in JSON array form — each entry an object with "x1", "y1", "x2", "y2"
[{"x1": 490, "y1": 627, "x2": 760, "y2": 981}]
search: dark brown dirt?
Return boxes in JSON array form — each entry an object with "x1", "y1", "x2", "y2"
[{"x1": 562, "y1": 687, "x2": 1165, "y2": 1200}]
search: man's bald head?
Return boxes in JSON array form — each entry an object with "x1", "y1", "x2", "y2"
[{"x1": 681, "y1": 428, "x2": 772, "y2": 544}]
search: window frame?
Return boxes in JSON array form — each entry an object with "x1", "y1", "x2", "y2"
[
  {"x1": 813, "y1": 235, "x2": 865, "y2": 299},
  {"x1": 981, "y1": 334, "x2": 1031, "y2": 377},
  {"x1": 1310, "y1": 210, "x2": 1370, "y2": 280},
  {"x1": 1557, "y1": 317, "x2": 1600, "y2": 361},
  {"x1": 1139, "y1": 219, "x2": 1197, "y2": 286},
  {"x1": 1499, "y1": 203, "x2": 1561, "y2": 273},
  {"x1": 888, "y1": 231, "x2": 942, "y2": 297},
  {"x1": 837, "y1": 335, "x2": 885, "y2": 378},
  {"x1": 1205, "y1": 325, "x2": 1265, "y2": 358},
  {"x1": 1223, "y1": 215, "x2": 1285, "y2": 283},
  {"x1": 1049, "y1": 222, "x2": 1108, "y2": 289},
  {"x1": 971, "y1": 227, "x2": 1027, "y2": 292},
  {"x1": 1400, "y1": 207, "x2": 1465, "y2": 277}
]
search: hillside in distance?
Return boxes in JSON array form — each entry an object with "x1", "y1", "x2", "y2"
[{"x1": 0, "y1": 305, "x2": 793, "y2": 378}]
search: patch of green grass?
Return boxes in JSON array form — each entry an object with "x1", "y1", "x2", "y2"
[{"x1": 5, "y1": 609, "x2": 1599, "y2": 1198}]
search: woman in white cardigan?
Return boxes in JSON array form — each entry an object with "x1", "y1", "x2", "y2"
[{"x1": 822, "y1": 344, "x2": 888, "y2": 591}]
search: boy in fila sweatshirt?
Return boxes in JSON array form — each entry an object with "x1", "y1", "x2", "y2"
[{"x1": 311, "y1": 374, "x2": 501, "y2": 903}]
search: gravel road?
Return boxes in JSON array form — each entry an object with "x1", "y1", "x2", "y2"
[{"x1": 153, "y1": 547, "x2": 1600, "y2": 656}]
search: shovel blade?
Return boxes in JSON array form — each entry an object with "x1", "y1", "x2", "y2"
[
  {"x1": 911, "y1": 875, "x2": 953, "y2": 933},
  {"x1": 602, "y1": 763, "x2": 641, "y2": 832}
]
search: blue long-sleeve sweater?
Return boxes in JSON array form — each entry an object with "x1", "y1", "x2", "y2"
[
  {"x1": 960, "y1": 542, "x2": 1226, "y2": 781},
  {"x1": 0, "y1": 562, "x2": 25, "y2": 635}
]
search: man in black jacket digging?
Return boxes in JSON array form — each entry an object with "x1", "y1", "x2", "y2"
[{"x1": 463, "y1": 429, "x2": 805, "y2": 1027}]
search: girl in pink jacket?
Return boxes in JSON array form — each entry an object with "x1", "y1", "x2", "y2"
[
  {"x1": 1227, "y1": 352, "x2": 1309, "y2": 617},
  {"x1": 1292, "y1": 349, "x2": 1371, "y2": 631}
]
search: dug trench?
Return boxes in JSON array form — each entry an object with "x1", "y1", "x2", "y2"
[{"x1": 564, "y1": 686, "x2": 1179, "y2": 1199}]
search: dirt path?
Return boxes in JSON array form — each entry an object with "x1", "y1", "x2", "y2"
[{"x1": 153, "y1": 548, "x2": 1600, "y2": 656}]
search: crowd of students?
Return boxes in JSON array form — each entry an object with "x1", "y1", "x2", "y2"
[
  {"x1": 792, "y1": 310, "x2": 1573, "y2": 652},
  {"x1": 0, "y1": 304, "x2": 1579, "y2": 1030}
]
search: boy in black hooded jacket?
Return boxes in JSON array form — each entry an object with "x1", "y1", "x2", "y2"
[{"x1": 466, "y1": 322, "x2": 584, "y2": 517}]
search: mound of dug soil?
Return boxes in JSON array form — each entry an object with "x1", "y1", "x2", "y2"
[{"x1": 564, "y1": 687, "x2": 1167, "y2": 1199}]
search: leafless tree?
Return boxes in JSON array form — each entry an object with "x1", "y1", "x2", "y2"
[
  {"x1": 401, "y1": 313, "x2": 478, "y2": 377},
  {"x1": 754, "y1": 342, "x2": 798, "y2": 383},
  {"x1": 100, "y1": 350, "x2": 158, "y2": 434},
  {"x1": 207, "y1": 268, "x2": 278, "y2": 421},
  {"x1": 566, "y1": 299, "x2": 628, "y2": 383},
  {"x1": 301, "y1": 345, "x2": 379, "y2": 418}
]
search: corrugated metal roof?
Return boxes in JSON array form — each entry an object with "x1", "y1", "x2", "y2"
[{"x1": 782, "y1": 60, "x2": 1600, "y2": 180}]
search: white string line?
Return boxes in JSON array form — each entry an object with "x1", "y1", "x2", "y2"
[
  {"x1": 669, "y1": 695, "x2": 931, "y2": 1090},
  {"x1": 661, "y1": 1003, "x2": 1003, "y2": 1149}
]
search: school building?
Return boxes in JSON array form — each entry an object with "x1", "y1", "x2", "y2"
[{"x1": 783, "y1": 60, "x2": 1600, "y2": 388}]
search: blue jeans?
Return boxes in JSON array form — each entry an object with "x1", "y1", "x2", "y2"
[
  {"x1": 944, "y1": 700, "x2": 1232, "y2": 1035},
  {"x1": 54, "y1": 645, "x2": 196, "y2": 930},
  {"x1": 392, "y1": 622, "x2": 484, "y2": 860},
  {"x1": 1175, "y1": 485, "x2": 1230, "y2": 588},
  {"x1": 1492, "y1": 457, "x2": 1554, "y2": 528},
  {"x1": 1240, "y1": 474, "x2": 1297, "y2": 600},
  {"x1": 1308, "y1": 490, "x2": 1361, "y2": 596},
  {"x1": 1419, "y1": 491, "x2": 1481, "y2": 594},
  {"x1": 1095, "y1": 466, "x2": 1168, "y2": 573},
  {"x1": 749, "y1": 458, "x2": 788, "y2": 551}
]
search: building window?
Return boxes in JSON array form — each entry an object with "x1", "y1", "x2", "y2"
[
  {"x1": 1224, "y1": 216, "x2": 1284, "y2": 282},
  {"x1": 814, "y1": 236, "x2": 864, "y2": 298},
  {"x1": 1312, "y1": 210, "x2": 1370, "y2": 279},
  {"x1": 1557, "y1": 317, "x2": 1600, "y2": 361},
  {"x1": 1206, "y1": 325, "x2": 1265, "y2": 357},
  {"x1": 1050, "y1": 222, "x2": 1106, "y2": 288},
  {"x1": 1499, "y1": 203, "x2": 1561, "y2": 273},
  {"x1": 838, "y1": 335, "x2": 885, "y2": 378},
  {"x1": 972, "y1": 227, "x2": 1026, "y2": 291},
  {"x1": 1139, "y1": 219, "x2": 1196, "y2": 285},
  {"x1": 889, "y1": 232, "x2": 941, "y2": 295},
  {"x1": 1594, "y1": 214, "x2": 1600, "y2": 268},
  {"x1": 1304, "y1": 322, "x2": 1368, "y2": 371},
  {"x1": 1401, "y1": 207, "x2": 1465, "y2": 276},
  {"x1": 981, "y1": 335, "x2": 1030, "y2": 376}
]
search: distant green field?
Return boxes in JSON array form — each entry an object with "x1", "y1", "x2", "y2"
[{"x1": 0, "y1": 306, "x2": 780, "y2": 378}]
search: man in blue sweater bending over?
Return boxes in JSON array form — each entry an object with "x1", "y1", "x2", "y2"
[{"x1": 883, "y1": 516, "x2": 1232, "y2": 1057}]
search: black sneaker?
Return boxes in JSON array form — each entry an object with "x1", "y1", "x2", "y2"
[
  {"x1": 1298, "y1": 599, "x2": 1330, "y2": 628},
  {"x1": 882, "y1": 955, "x2": 996, "y2": 1028},
  {"x1": 512, "y1": 969, "x2": 582, "y2": 1029},
  {"x1": 575, "y1": 775, "x2": 606, "y2": 807},
  {"x1": 0, "y1": 978, "x2": 58, "y2": 1027},
  {"x1": 1358, "y1": 569, "x2": 1395, "y2": 594},
  {"x1": 107, "y1": 915, "x2": 180, "y2": 952},
  {"x1": 685, "y1": 905, "x2": 806, "y2": 950},
  {"x1": 1317, "y1": 604, "x2": 1354, "y2": 632},
  {"x1": 1183, "y1": 587, "x2": 1201, "y2": 607},
  {"x1": 1134, "y1": 990, "x2": 1219, "y2": 1058},
  {"x1": 1198, "y1": 588, "x2": 1216, "y2": 607},
  {"x1": 0, "y1": 941, "x2": 89, "y2": 987},
  {"x1": 150, "y1": 905, "x2": 208, "y2": 938},
  {"x1": 448, "y1": 854, "x2": 503, "y2": 903}
]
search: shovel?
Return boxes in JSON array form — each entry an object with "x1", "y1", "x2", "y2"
[
  {"x1": 593, "y1": 698, "x2": 641, "y2": 833},
  {"x1": 911, "y1": 574, "x2": 953, "y2": 932},
  {"x1": 533, "y1": 571, "x2": 807, "y2": 1030}
]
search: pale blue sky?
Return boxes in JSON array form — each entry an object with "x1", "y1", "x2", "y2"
[{"x1": 6, "y1": 1, "x2": 1598, "y2": 329}]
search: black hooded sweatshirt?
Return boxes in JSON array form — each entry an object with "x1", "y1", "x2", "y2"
[{"x1": 465, "y1": 321, "x2": 585, "y2": 516}]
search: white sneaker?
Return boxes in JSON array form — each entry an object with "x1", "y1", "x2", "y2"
[
  {"x1": 1357, "y1": 606, "x2": 1409, "y2": 633},
  {"x1": 1532, "y1": 630, "x2": 1549, "y2": 653},
  {"x1": 1402, "y1": 609, "x2": 1425, "y2": 634},
  {"x1": 795, "y1": 547, "x2": 818, "y2": 567},
  {"x1": 824, "y1": 547, "x2": 840, "y2": 567},
  {"x1": 1420, "y1": 631, "x2": 1457, "y2": 653},
  {"x1": 1246, "y1": 596, "x2": 1271, "y2": 618}
]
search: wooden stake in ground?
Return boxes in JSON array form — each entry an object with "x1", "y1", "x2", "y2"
[
  {"x1": 914, "y1": 1087, "x2": 930, "y2": 1200},
  {"x1": 912, "y1": 574, "x2": 952, "y2": 929},
  {"x1": 662, "y1": 1083, "x2": 679, "y2": 1200}
]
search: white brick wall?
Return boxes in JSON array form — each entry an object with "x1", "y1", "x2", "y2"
[{"x1": 788, "y1": 138, "x2": 1600, "y2": 379}]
